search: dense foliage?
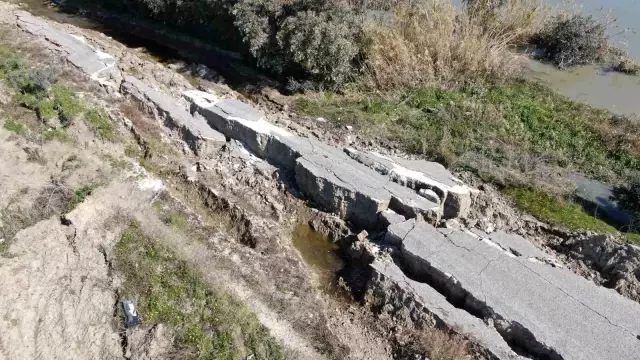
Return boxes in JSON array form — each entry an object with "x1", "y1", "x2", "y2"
[
  {"x1": 92, "y1": 0, "x2": 361, "y2": 85},
  {"x1": 533, "y1": 14, "x2": 608, "y2": 67}
]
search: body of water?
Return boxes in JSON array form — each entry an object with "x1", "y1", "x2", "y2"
[{"x1": 531, "y1": 0, "x2": 640, "y2": 115}]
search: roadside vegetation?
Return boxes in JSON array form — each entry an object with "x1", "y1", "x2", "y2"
[
  {"x1": 296, "y1": 81, "x2": 640, "y2": 186},
  {"x1": 0, "y1": 42, "x2": 116, "y2": 256},
  {"x1": 507, "y1": 188, "x2": 640, "y2": 245},
  {"x1": 0, "y1": 47, "x2": 118, "y2": 142},
  {"x1": 115, "y1": 221, "x2": 284, "y2": 360}
]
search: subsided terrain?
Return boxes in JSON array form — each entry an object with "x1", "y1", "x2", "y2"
[{"x1": 0, "y1": 2, "x2": 640, "y2": 360}]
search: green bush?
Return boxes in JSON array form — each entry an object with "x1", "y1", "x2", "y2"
[
  {"x1": 231, "y1": 0, "x2": 360, "y2": 84},
  {"x1": 533, "y1": 14, "x2": 608, "y2": 67},
  {"x1": 6, "y1": 67, "x2": 58, "y2": 95},
  {"x1": 276, "y1": 8, "x2": 359, "y2": 84},
  {"x1": 88, "y1": 0, "x2": 361, "y2": 85},
  {"x1": 85, "y1": 108, "x2": 116, "y2": 140},
  {"x1": 51, "y1": 83, "x2": 83, "y2": 126}
]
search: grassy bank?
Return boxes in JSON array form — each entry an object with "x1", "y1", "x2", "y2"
[
  {"x1": 296, "y1": 81, "x2": 640, "y2": 186},
  {"x1": 295, "y1": 80, "x2": 640, "y2": 237},
  {"x1": 115, "y1": 222, "x2": 284, "y2": 359},
  {"x1": 507, "y1": 188, "x2": 640, "y2": 245}
]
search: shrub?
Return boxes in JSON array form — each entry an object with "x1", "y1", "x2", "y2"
[
  {"x1": 612, "y1": 58, "x2": 640, "y2": 75},
  {"x1": 91, "y1": 0, "x2": 361, "y2": 85},
  {"x1": 533, "y1": 14, "x2": 608, "y2": 67},
  {"x1": 6, "y1": 67, "x2": 58, "y2": 95},
  {"x1": 51, "y1": 83, "x2": 83, "y2": 126},
  {"x1": 362, "y1": 0, "x2": 528, "y2": 89},
  {"x1": 85, "y1": 108, "x2": 116, "y2": 140},
  {"x1": 232, "y1": 0, "x2": 360, "y2": 85},
  {"x1": 276, "y1": 8, "x2": 360, "y2": 84},
  {"x1": 3, "y1": 119, "x2": 26, "y2": 135},
  {"x1": 464, "y1": 0, "x2": 549, "y2": 43}
]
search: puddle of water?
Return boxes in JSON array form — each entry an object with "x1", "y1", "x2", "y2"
[
  {"x1": 528, "y1": 60, "x2": 640, "y2": 115},
  {"x1": 291, "y1": 224, "x2": 344, "y2": 290}
]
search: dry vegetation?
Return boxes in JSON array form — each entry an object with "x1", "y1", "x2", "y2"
[{"x1": 361, "y1": 0, "x2": 549, "y2": 89}]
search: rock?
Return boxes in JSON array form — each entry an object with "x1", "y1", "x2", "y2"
[
  {"x1": 348, "y1": 239, "x2": 379, "y2": 263},
  {"x1": 121, "y1": 76, "x2": 225, "y2": 157},
  {"x1": 179, "y1": 162, "x2": 198, "y2": 182},
  {"x1": 356, "y1": 230, "x2": 369, "y2": 242},
  {"x1": 386, "y1": 219, "x2": 640, "y2": 360},
  {"x1": 378, "y1": 209, "x2": 406, "y2": 229}
]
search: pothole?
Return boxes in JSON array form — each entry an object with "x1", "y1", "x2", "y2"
[{"x1": 292, "y1": 223, "x2": 344, "y2": 292}]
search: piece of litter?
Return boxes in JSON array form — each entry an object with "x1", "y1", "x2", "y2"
[{"x1": 122, "y1": 300, "x2": 142, "y2": 328}]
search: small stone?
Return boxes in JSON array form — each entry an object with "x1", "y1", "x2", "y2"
[
  {"x1": 316, "y1": 117, "x2": 327, "y2": 123},
  {"x1": 345, "y1": 125, "x2": 353, "y2": 131},
  {"x1": 357, "y1": 230, "x2": 369, "y2": 241}
]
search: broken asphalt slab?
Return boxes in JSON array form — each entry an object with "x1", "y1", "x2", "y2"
[
  {"x1": 16, "y1": 11, "x2": 116, "y2": 83},
  {"x1": 121, "y1": 76, "x2": 226, "y2": 156},
  {"x1": 345, "y1": 149, "x2": 475, "y2": 219},
  {"x1": 386, "y1": 219, "x2": 640, "y2": 360},
  {"x1": 368, "y1": 259, "x2": 520, "y2": 360},
  {"x1": 184, "y1": 91, "x2": 444, "y2": 228}
]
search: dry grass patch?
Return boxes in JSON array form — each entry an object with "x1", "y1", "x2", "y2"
[
  {"x1": 395, "y1": 326, "x2": 470, "y2": 360},
  {"x1": 361, "y1": 0, "x2": 549, "y2": 89}
]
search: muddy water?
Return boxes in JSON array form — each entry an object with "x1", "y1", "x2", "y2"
[
  {"x1": 530, "y1": 0, "x2": 640, "y2": 115},
  {"x1": 291, "y1": 224, "x2": 344, "y2": 290}
]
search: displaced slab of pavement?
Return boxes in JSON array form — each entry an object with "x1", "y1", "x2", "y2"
[
  {"x1": 16, "y1": 11, "x2": 116, "y2": 84},
  {"x1": 121, "y1": 76, "x2": 226, "y2": 156},
  {"x1": 183, "y1": 91, "x2": 451, "y2": 228},
  {"x1": 368, "y1": 258, "x2": 520, "y2": 359},
  {"x1": 386, "y1": 219, "x2": 640, "y2": 360}
]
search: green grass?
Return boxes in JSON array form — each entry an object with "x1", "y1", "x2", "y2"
[
  {"x1": 66, "y1": 185, "x2": 96, "y2": 212},
  {"x1": 37, "y1": 99, "x2": 57, "y2": 120},
  {"x1": 295, "y1": 81, "x2": 640, "y2": 186},
  {"x1": 3, "y1": 119, "x2": 27, "y2": 135},
  {"x1": 41, "y1": 127, "x2": 70, "y2": 142},
  {"x1": 85, "y1": 108, "x2": 117, "y2": 140},
  {"x1": 507, "y1": 188, "x2": 640, "y2": 245},
  {"x1": 506, "y1": 188, "x2": 618, "y2": 234},
  {"x1": 51, "y1": 83, "x2": 83, "y2": 126},
  {"x1": 623, "y1": 233, "x2": 640, "y2": 246},
  {"x1": 115, "y1": 222, "x2": 284, "y2": 360}
]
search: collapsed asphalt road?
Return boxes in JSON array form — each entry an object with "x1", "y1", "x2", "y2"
[{"x1": 8, "y1": 8, "x2": 640, "y2": 360}]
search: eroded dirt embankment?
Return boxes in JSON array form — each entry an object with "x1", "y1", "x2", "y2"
[{"x1": 2, "y1": 3, "x2": 640, "y2": 360}]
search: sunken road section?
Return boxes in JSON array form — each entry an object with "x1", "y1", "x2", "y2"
[{"x1": 16, "y1": 11, "x2": 640, "y2": 358}]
